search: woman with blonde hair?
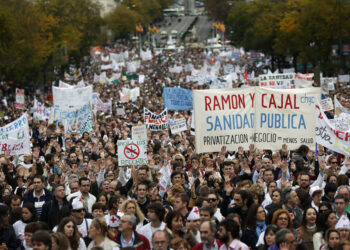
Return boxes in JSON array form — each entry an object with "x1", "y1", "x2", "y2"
[
  {"x1": 51, "y1": 232, "x2": 72, "y2": 250},
  {"x1": 87, "y1": 218, "x2": 118, "y2": 250},
  {"x1": 119, "y1": 199, "x2": 145, "y2": 230}
]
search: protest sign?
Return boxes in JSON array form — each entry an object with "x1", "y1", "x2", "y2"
[
  {"x1": 316, "y1": 103, "x2": 350, "y2": 156},
  {"x1": 49, "y1": 104, "x2": 94, "y2": 134},
  {"x1": 117, "y1": 140, "x2": 148, "y2": 166},
  {"x1": 132, "y1": 125, "x2": 147, "y2": 140},
  {"x1": 258, "y1": 73, "x2": 295, "y2": 89},
  {"x1": 338, "y1": 75, "x2": 350, "y2": 83},
  {"x1": 53, "y1": 85, "x2": 92, "y2": 108},
  {"x1": 116, "y1": 108, "x2": 125, "y2": 116},
  {"x1": 15, "y1": 88, "x2": 25, "y2": 109},
  {"x1": 59, "y1": 81, "x2": 74, "y2": 88},
  {"x1": 321, "y1": 98, "x2": 334, "y2": 111},
  {"x1": 294, "y1": 73, "x2": 314, "y2": 88},
  {"x1": 0, "y1": 113, "x2": 30, "y2": 155},
  {"x1": 334, "y1": 95, "x2": 350, "y2": 116},
  {"x1": 331, "y1": 114, "x2": 350, "y2": 131},
  {"x1": 33, "y1": 99, "x2": 50, "y2": 121},
  {"x1": 163, "y1": 87, "x2": 193, "y2": 110},
  {"x1": 193, "y1": 87, "x2": 320, "y2": 153},
  {"x1": 170, "y1": 118, "x2": 187, "y2": 134},
  {"x1": 144, "y1": 108, "x2": 168, "y2": 131},
  {"x1": 169, "y1": 66, "x2": 183, "y2": 73}
]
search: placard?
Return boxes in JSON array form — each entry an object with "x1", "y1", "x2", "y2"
[
  {"x1": 170, "y1": 118, "x2": 187, "y2": 134},
  {"x1": 193, "y1": 87, "x2": 320, "y2": 153},
  {"x1": 15, "y1": 88, "x2": 25, "y2": 109},
  {"x1": 117, "y1": 140, "x2": 148, "y2": 166},
  {"x1": 144, "y1": 108, "x2": 168, "y2": 131},
  {"x1": 132, "y1": 125, "x2": 147, "y2": 140},
  {"x1": 321, "y1": 98, "x2": 334, "y2": 111},
  {"x1": 163, "y1": 87, "x2": 193, "y2": 110}
]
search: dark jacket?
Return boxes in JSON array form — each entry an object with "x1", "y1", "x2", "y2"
[
  {"x1": 114, "y1": 231, "x2": 151, "y2": 250},
  {"x1": 241, "y1": 228, "x2": 259, "y2": 250},
  {"x1": 40, "y1": 197, "x2": 69, "y2": 229},
  {"x1": 0, "y1": 226, "x2": 20, "y2": 250},
  {"x1": 23, "y1": 188, "x2": 53, "y2": 204}
]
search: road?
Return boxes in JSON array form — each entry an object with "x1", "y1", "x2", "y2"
[
  {"x1": 154, "y1": 16, "x2": 196, "y2": 41},
  {"x1": 194, "y1": 16, "x2": 212, "y2": 42},
  {"x1": 151, "y1": 15, "x2": 212, "y2": 43}
]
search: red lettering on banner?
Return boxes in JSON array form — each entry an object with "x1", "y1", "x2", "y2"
[
  {"x1": 249, "y1": 93, "x2": 255, "y2": 108},
  {"x1": 262, "y1": 93, "x2": 267, "y2": 108},
  {"x1": 213, "y1": 96, "x2": 220, "y2": 110},
  {"x1": 269, "y1": 94, "x2": 276, "y2": 108},
  {"x1": 205, "y1": 96, "x2": 211, "y2": 111}
]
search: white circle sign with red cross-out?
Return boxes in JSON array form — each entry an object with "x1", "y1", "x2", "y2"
[{"x1": 124, "y1": 143, "x2": 140, "y2": 159}]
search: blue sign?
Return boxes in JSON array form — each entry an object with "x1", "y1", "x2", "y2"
[{"x1": 163, "y1": 87, "x2": 193, "y2": 110}]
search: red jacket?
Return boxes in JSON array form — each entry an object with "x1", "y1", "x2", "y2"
[
  {"x1": 114, "y1": 231, "x2": 151, "y2": 250},
  {"x1": 192, "y1": 239, "x2": 223, "y2": 250}
]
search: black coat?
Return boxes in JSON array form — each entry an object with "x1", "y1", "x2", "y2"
[{"x1": 40, "y1": 197, "x2": 69, "y2": 229}]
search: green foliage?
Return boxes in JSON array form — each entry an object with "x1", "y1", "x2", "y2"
[
  {"x1": 105, "y1": 0, "x2": 172, "y2": 38},
  {"x1": 226, "y1": 0, "x2": 350, "y2": 73}
]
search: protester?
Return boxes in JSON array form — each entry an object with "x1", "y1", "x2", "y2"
[{"x1": 0, "y1": 41, "x2": 350, "y2": 250}]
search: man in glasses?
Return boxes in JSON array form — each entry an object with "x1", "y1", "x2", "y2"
[
  {"x1": 207, "y1": 190, "x2": 223, "y2": 222},
  {"x1": 71, "y1": 196, "x2": 92, "y2": 245}
]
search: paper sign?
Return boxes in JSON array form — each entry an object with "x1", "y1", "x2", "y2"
[
  {"x1": 15, "y1": 89, "x2": 25, "y2": 109},
  {"x1": 53, "y1": 85, "x2": 92, "y2": 108},
  {"x1": 132, "y1": 125, "x2": 147, "y2": 140},
  {"x1": 170, "y1": 118, "x2": 187, "y2": 134},
  {"x1": 33, "y1": 99, "x2": 50, "y2": 121},
  {"x1": 321, "y1": 98, "x2": 334, "y2": 111},
  {"x1": 117, "y1": 140, "x2": 148, "y2": 166}
]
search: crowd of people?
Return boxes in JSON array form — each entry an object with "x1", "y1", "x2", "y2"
[{"x1": 0, "y1": 44, "x2": 349, "y2": 250}]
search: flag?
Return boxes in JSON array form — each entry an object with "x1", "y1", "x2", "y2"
[{"x1": 136, "y1": 24, "x2": 143, "y2": 33}]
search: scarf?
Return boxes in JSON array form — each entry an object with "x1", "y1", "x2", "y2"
[{"x1": 256, "y1": 221, "x2": 266, "y2": 236}]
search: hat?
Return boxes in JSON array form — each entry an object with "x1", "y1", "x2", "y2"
[
  {"x1": 108, "y1": 215, "x2": 119, "y2": 228},
  {"x1": 187, "y1": 206, "x2": 200, "y2": 221},
  {"x1": 336, "y1": 215, "x2": 350, "y2": 230},
  {"x1": 309, "y1": 186, "x2": 323, "y2": 197},
  {"x1": 72, "y1": 197, "x2": 84, "y2": 210}
]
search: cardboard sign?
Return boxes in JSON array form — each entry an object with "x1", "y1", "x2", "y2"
[
  {"x1": 193, "y1": 87, "x2": 320, "y2": 153},
  {"x1": 33, "y1": 99, "x2": 50, "y2": 121},
  {"x1": 132, "y1": 125, "x2": 147, "y2": 140},
  {"x1": 0, "y1": 113, "x2": 31, "y2": 155},
  {"x1": 170, "y1": 118, "x2": 187, "y2": 134},
  {"x1": 117, "y1": 140, "x2": 148, "y2": 166}
]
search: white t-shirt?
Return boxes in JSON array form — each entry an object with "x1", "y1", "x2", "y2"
[
  {"x1": 77, "y1": 218, "x2": 92, "y2": 238},
  {"x1": 137, "y1": 221, "x2": 166, "y2": 248},
  {"x1": 13, "y1": 220, "x2": 26, "y2": 244}
]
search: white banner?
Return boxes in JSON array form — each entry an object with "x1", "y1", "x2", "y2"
[
  {"x1": 259, "y1": 73, "x2": 295, "y2": 89},
  {"x1": 193, "y1": 87, "x2": 320, "y2": 153},
  {"x1": 33, "y1": 99, "x2": 50, "y2": 121},
  {"x1": 334, "y1": 95, "x2": 350, "y2": 116},
  {"x1": 15, "y1": 88, "x2": 25, "y2": 109},
  {"x1": 294, "y1": 73, "x2": 314, "y2": 88},
  {"x1": 132, "y1": 125, "x2": 147, "y2": 140},
  {"x1": 117, "y1": 140, "x2": 148, "y2": 166},
  {"x1": 53, "y1": 85, "x2": 92, "y2": 108},
  {"x1": 0, "y1": 113, "x2": 30, "y2": 155},
  {"x1": 316, "y1": 103, "x2": 350, "y2": 156},
  {"x1": 49, "y1": 104, "x2": 94, "y2": 134},
  {"x1": 170, "y1": 118, "x2": 187, "y2": 134}
]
